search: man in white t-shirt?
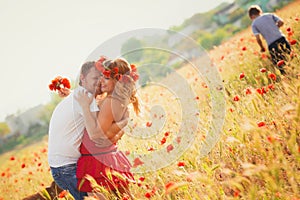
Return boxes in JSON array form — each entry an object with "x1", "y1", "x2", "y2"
[{"x1": 48, "y1": 61, "x2": 125, "y2": 200}]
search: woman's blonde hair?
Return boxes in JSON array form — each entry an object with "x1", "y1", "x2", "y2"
[{"x1": 96, "y1": 58, "x2": 140, "y2": 115}]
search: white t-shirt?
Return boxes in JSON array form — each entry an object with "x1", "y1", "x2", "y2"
[{"x1": 48, "y1": 86, "x2": 98, "y2": 167}]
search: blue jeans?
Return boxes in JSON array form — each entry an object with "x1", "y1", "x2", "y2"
[{"x1": 50, "y1": 163, "x2": 87, "y2": 200}]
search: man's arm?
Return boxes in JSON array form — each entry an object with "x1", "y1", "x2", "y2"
[
  {"x1": 255, "y1": 34, "x2": 266, "y2": 52},
  {"x1": 276, "y1": 19, "x2": 284, "y2": 28},
  {"x1": 76, "y1": 91, "x2": 128, "y2": 145}
]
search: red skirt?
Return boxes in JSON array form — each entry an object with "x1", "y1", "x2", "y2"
[{"x1": 76, "y1": 129, "x2": 134, "y2": 192}]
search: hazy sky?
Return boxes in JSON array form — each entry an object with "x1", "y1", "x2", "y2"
[{"x1": 0, "y1": 0, "x2": 233, "y2": 121}]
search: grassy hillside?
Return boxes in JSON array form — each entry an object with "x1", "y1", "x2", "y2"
[{"x1": 0, "y1": 0, "x2": 299, "y2": 199}]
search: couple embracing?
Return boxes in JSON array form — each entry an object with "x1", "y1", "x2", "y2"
[{"x1": 48, "y1": 56, "x2": 139, "y2": 199}]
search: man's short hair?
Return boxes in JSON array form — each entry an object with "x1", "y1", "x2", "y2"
[
  {"x1": 79, "y1": 61, "x2": 95, "y2": 86},
  {"x1": 248, "y1": 5, "x2": 262, "y2": 18}
]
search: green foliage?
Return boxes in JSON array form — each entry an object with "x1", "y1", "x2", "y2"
[
  {"x1": 0, "y1": 93, "x2": 62, "y2": 154},
  {"x1": 121, "y1": 37, "x2": 144, "y2": 62},
  {"x1": 0, "y1": 122, "x2": 10, "y2": 136},
  {"x1": 228, "y1": 7, "x2": 245, "y2": 22},
  {"x1": 197, "y1": 24, "x2": 240, "y2": 49},
  {"x1": 240, "y1": 14, "x2": 252, "y2": 29},
  {"x1": 0, "y1": 123, "x2": 47, "y2": 154}
]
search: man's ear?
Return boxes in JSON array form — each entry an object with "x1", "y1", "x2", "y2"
[{"x1": 80, "y1": 74, "x2": 85, "y2": 84}]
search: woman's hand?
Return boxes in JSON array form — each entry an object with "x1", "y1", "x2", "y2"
[
  {"x1": 95, "y1": 92, "x2": 107, "y2": 106},
  {"x1": 75, "y1": 89, "x2": 94, "y2": 109}
]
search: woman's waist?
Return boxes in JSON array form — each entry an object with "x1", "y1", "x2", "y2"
[{"x1": 80, "y1": 145, "x2": 117, "y2": 156}]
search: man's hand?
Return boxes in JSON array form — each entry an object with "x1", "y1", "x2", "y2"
[
  {"x1": 58, "y1": 88, "x2": 71, "y2": 98},
  {"x1": 116, "y1": 108, "x2": 129, "y2": 130},
  {"x1": 75, "y1": 89, "x2": 93, "y2": 109}
]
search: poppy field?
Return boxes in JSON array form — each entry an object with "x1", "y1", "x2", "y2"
[{"x1": 0, "y1": 1, "x2": 300, "y2": 199}]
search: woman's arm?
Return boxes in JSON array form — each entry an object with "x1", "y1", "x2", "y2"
[
  {"x1": 76, "y1": 90, "x2": 127, "y2": 143},
  {"x1": 91, "y1": 97, "x2": 126, "y2": 140}
]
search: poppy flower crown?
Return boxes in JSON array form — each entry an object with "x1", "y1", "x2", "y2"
[{"x1": 95, "y1": 56, "x2": 139, "y2": 83}]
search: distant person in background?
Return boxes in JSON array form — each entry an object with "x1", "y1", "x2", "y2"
[
  {"x1": 248, "y1": 5, "x2": 291, "y2": 74},
  {"x1": 48, "y1": 60, "x2": 127, "y2": 200}
]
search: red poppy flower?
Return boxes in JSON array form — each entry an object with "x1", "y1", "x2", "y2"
[
  {"x1": 10, "y1": 156, "x2": 15, "y2": 161},
  {"x1": 286, "y1": 27, "x2": 291, "y2": 32},
  {"x1": 103, "y1": 70, "x2": 111, "y2": 78},
  {"x1": 165, "y1": 181, "x2": 175, "y2": 190},
  {"x1": 288, "y1": 31, "x2": 294, "y2": 37},
  {"x1": 147, "y1": 147, "x2": 154, "y2": 151},
  {"x1": 21, "y1": 163, "x2": 26, "y2": 168},
  {"x1": 41, "y1": 148, "x2": 47, "y2": 153},
  {"x1": 95, "y1": 61, "x2": 105, "y2": 72},
  {"x1": 61, "y1": 78, "x2": 71, "y2": 89},
  {"x1": 112, "y1": 67, "x2": 119, "y2": 74},
  {"x1": 177, "y1": 161, "x2": 185, "y2": 167},
  {"x1": 133, "y1": 158, "x2": 144, "y2": 167},
  {"x1": 256, "y1": 88, "x2": 262, "y2": 95},
  {"x1": 167, "y1": 144, "x2": 174, "y2": 153},
  {"x1": 245, "y1": 88, "x2": 252, "y2": 95},
  {"x1": 48, "y1": 76, "x2": 71, "y2": 91},
  {"x1": 241, "y1": 46, "x2": 247, "y2": 51},
  {"x1": 258, "y1": 87, "x2": 268, "y2": 95},
  {"x1": 239, "y1": 72, "x2": 245, "y2": 79},
  {"x1": 130, "y1": 72, "x2": 139, "y2": 81},
  {"x1": 95, "y1": 56, "x2": 107, "y2": 72},
  {"x1": 160, "y1": 137, "x2": 167, "y2": 145},
  {"x1": 165, "y1": 181, "x2": 176, "y2": 194},
  {"x1": 176, "y1": 136, "x2": 181, "y2": 144},
  {"x1": 139, "y1": 176, "x2": 145, "y2": 182},
  {"x1": 146, "y1": 121, "x2": 152, "y2": 127},
  {"x1": 268, "y1": 73, "x2": 276, "y2": 81},
  {"x1": 130, "y1": 64, "x2": 137, "y2": 72},
  {"x1": 48, "y1": 84, "x2": 55, "y2": 91},
  {"x1": 267, "y1": 136, "x2": 273, "y2": 143},
  {"x1": 268, "y1": 84, "x2": 275, "y2": 90},
  {"x1": 277, "y1": 60, "x2": 285, "y2": 67},
  {"x1": 290, "y1": 39, "x2": 297, "y2": 45},
  {"x1": 122, "y1": 195, "x2": 130, "y2": 200},
  {"x1": 261, "y1": 53, "x2": 267, "y2": 59},
  {"x1": 58, "y1": 190, "x2": 68, "y2": 198},
  {"x1": 257, "y1": 121, "x2": 266, "y2": 127},
  {"x1": 98, "y1": 55, "x2": 107, "y2": 63},
  {"x1": 144, "y1": 192, "x2": 152, "y2": 199},
  {"x1": 233, "y1": 95, "x2": 240, "y2": 101},
  {"x1": 164, "y1": 132, "x2": 170, "y2": 137},
  {"x1": 260, "y1": 68, "x2": 267, "y2": 73},
  {"x1": 234, "y1": 190, "x2": 240, "y2": 197}
]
